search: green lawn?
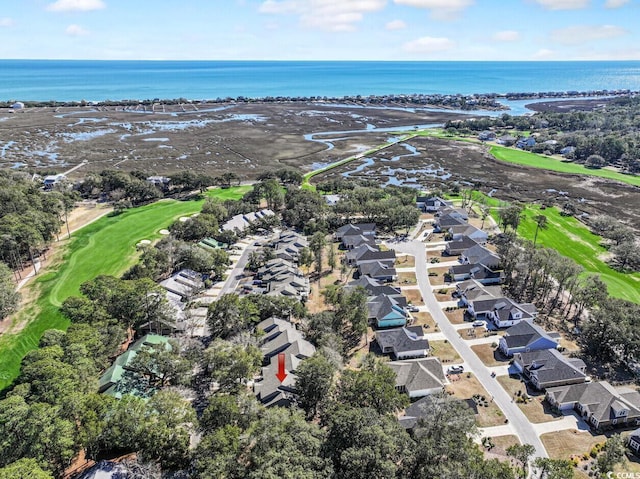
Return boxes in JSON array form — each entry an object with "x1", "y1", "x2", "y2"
[
  {"x1": 0, "y1": 186, "x2": 249, "y2": 391},
  {"x1": 517, "y1": 205, "x2": 640, "y2": 303},
  {"x1": 489, "y1": 145, "x2": 640, "y2": 188}
]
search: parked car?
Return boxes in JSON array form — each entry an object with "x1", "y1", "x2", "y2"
[
  {"x1": 472, "y1": 320, "x2": 486, "y2": 327},
  {"x1": 406, "y1": 305, "x2": 420, "y2": 312},
  {"x1": 448, "y1": 365, "x2": 464, "y2": 374}
]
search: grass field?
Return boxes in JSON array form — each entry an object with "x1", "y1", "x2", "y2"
[
  {"x1": 517, "y1": 205, "x2": 640, "y2": 303},
  {"x1": 0, "y1": 186, "x2": 250, "y2": 391},
  {"x1": 489, "y1": 145, "x2": 640, "y2": 188}
]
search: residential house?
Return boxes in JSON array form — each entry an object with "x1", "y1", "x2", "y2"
[
  {"x1": 146, "y1": 176, "x2": 171, "y2": 188},
  {"x1": 43, "y1": 173, "x2": 65, "y2": 190},
  {"x1": 335, "y1": 223, "x2": 376, "y2": 242},
  {"x1": 159, "y1": 269, "x2": 204, "y2": 299},
  {"x1": 357, "y1": 260, "x2": 397, "y2": 282},
  {"x1": 513, "y1": 348, "x2": 587, "y2": 390},
  {"x1": 497, "y1": 135, "x2": 517, "y2": 147},
  {"x1": 345, "y1": 244, "x2": 396, "y2": 266},
  {"x1": 416, "y1": 196, "x2": 453, "y2": 212},
  {"x1": 447, "y1": 224, "x2": 488, "y2": 244},
  {"x1": 375, "y1": 326, "x2": 429, "y2": 359},
  {"x1": 98, "y1": 334, "x2": 171, "y2": 398},
  {"x1": 498, "y1": 320, "x2": 560, "y2": 357},
  {"x1": 222, "y1": 209, "x2": 275, "y2": 232},
  {"x1": 628, "y1": 428, "x2": 640, "y2": 455},
  {"x1": 546, "y1": 381, "x2": 640, "y2": 430},
  {"x1": 348, "y1": 276, "x2": 407, "y2": 308},
  {"x1": 341, "y1": 234, "x2": 377, "y2": 250},
  {"x1": 456, "y1": 279, "x2": 502, "y2": 307},
  {"x1": 437, "y1": 207, "x2": 469, "y2": 221},
  {"x1": 399, "y1": 395, "x2": 471, "y2": 431},
  {"x1": 433, "y1": 213, "x2": 467, "y2": 233},
  {"x1": 444, "y1": 236, "x2": 479, "y2": 256},
  {"x1": 516, "y1": 137, "x2": 536, "y2": 149},
  {"x1": 460, "y1": 244, "x2": 500, "y2": 269},
  {"x1": 368, "y1": 294, "x2": 408, "y2": 329},
  {"x1": 485, "y1": 298, "x2": 538, "y2": 328},
  {"x1": 389, "y1": 358, "x2": 447, "y2": 398},
  {"x1": 254, "y1": 317, "x2": 316, "y2": 408},
  {"x1": 478, "y1": 131, "x2": 496, "y2": 141}
]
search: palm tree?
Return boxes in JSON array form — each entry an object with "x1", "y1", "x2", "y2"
[{"x1": 533, "y1": 214, "x2": 548, "y2": 246}]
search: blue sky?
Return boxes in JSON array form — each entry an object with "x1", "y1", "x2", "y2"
[{"x1": 0, "y1": 0, "x2": 638, "y2": 60}]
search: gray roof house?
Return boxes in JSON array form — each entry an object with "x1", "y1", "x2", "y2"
[
  {"x1": 159, "y1": 269, "x2": 203, "y2": 299},
  {"x1": 335, "y1": 223, "x2": 376, "y2": 241},
  {"x1": 389, "y1": 358, "x2": 447, "y2": 398},
  {"x1": 546, "y1": 381, "x2": 640, "y2": 430},
  {"x1": 485, "y1": 298, "x2": 538, "y2": 328},
  {"x1": 498, "y1": 320, "x2": 560, "y2": 357},
  {"x1": 357, "y1": 260, "x2": 397, "y2": 282},
  {"x1": 513, "y1": 349, "x2": 587, "y2": 390},
  {"x1": 433, "y1": 214, "x2": 467, "y2": 233},
  {"x1": 367, "y1": 294, "x2": 408, "y2": 329},
  {"x1": 254, "y1": 317, "x2": 316, "y2": 408},
  {"x1": 444, "y1": 236, "x2": 479, "y2": 256},
  {"x1": 460, "y1": 244, "x2": 501, "y2": 269},
  {"x1": 375, "y1": 326, "x2": 429, "y2": 359},
  {"x1": 447, "y1": 224, "x2": 488, "y2": 245},
  {"x1": 342, "y1": 234, "x2": 377, "y2": 250},
  {"x1": 416, "y1": 196, "x2": 453, "y2": 212},
  {"x1": 346, "y1": 244, "x2": 396, "y2": 266},
  {"x1": 628, "y1": 428, "x2": 640, "y2": 456},
  {"x1": 457, "y1": 279, "x2": 502, "y2": 306}
]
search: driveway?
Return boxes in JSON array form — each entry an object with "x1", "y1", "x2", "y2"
[{"x1": 387, "y1": 238, "x2": 548, "y2": 459}]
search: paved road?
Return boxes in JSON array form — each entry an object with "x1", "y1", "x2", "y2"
[
  {"x1": 388, "y1": 238, "x2": 549, "y2": 459},
  {"x1": 219, "y1": 240, "x2": 256, "y2": 297}
]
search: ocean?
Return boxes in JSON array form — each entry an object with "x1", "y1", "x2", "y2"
[{"x1": 1, "y1": 60, "x2": 640, "y2": 103}]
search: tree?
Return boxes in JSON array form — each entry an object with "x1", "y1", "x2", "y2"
[
  {"x1": 310, "y1": 232, "x2": 327, "y2": 277},
  {"x1": 238, "y1": 408, "x2": 333, "y2": 479},
  {"x1": 498, "y1": 203, "x2": 523, "y2": 231},
  {"x1": 506, "y1": 444, "x2": 536, "y2": 479},
  {"x1": 0, "y1": 261, "x2": 20, "y2": 320},
  {"x1": 327, "y1": 242, "x2": 336, "y2": 272},
  {"x1": 207, "y1": 294, "x2": 259, "y2": 339},
  {"x1": 139, "y1": 390, "x2": 197, "y2": 470},
  {"x1": 610, "y1": 240, "x2": 640, "y2": 272},
  {"x1": 533, "y1": 458, "x2": 573, "y2": 479},
  {"x1": 120, "y1": 340, "x2": 192, "y2": 395},
  {"x1": 203, "y1": 339, "x2": 262, "y2": 392},
  {"x1": 596, "y1": 434, "x2": 627, "y2": 475},
  {"x1": 533, "y1": 214, "x2": 548, "y2": 246},
  {"x1": 585, "y1": 154, "x2": 606, "y2": 168},
  {"x1": 323, "y1": 406, "x2": 412, "y2": 479},
  {"x1": 295, "y1": 354, "x2": 336, "y2": 418},
  {"x1": 336, "y1": 355, "x2": 408, "y2": 414},
  {"x1": 0, "y1": 459, "x2": 53, "y2": 479},
  {"x1": 299, "y1": 247, "x2": 314, "y2": 274}
]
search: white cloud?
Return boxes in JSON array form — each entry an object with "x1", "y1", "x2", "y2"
[
  {"x1": 403, "y1": 36, "x2": 455, "y2": 54},
  {"x1": 47, "y1": 0, "x2": 106, "y2": 12},
  {"x1": 492, "y1": 30, "x2": 520, "y2": 42},
  {"x1": 385, "y1": 19, "x2": 407, "y2": 30},
  {"x1": 604, "y1": 0, "x2": 629, "y2": 7},
  {"x1": 0, "y1": 17, "x2": 14, "y2": 27},
  {"x1": 532, "y1": 48, "x2": 555, "y2": 59},
  {"x1": 532, "y1": 0, "x2": 590, "y2": 10},
  {"x1": 65, "y1": 24, "x2": 89, "y2": 36},
  {"x1": 393, "y1": 0, "x2": 474, "y2": 20},
  {"x1": 259, "y1": 0, "x2": 386, "y2": 31},
  {"x1": 550, "y1": 24, "x2": 626, "y2": 44}
]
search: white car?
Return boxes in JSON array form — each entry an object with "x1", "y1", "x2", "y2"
[{"x1": 472, "y1": 320, "x2": 486, "y2": 327}]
